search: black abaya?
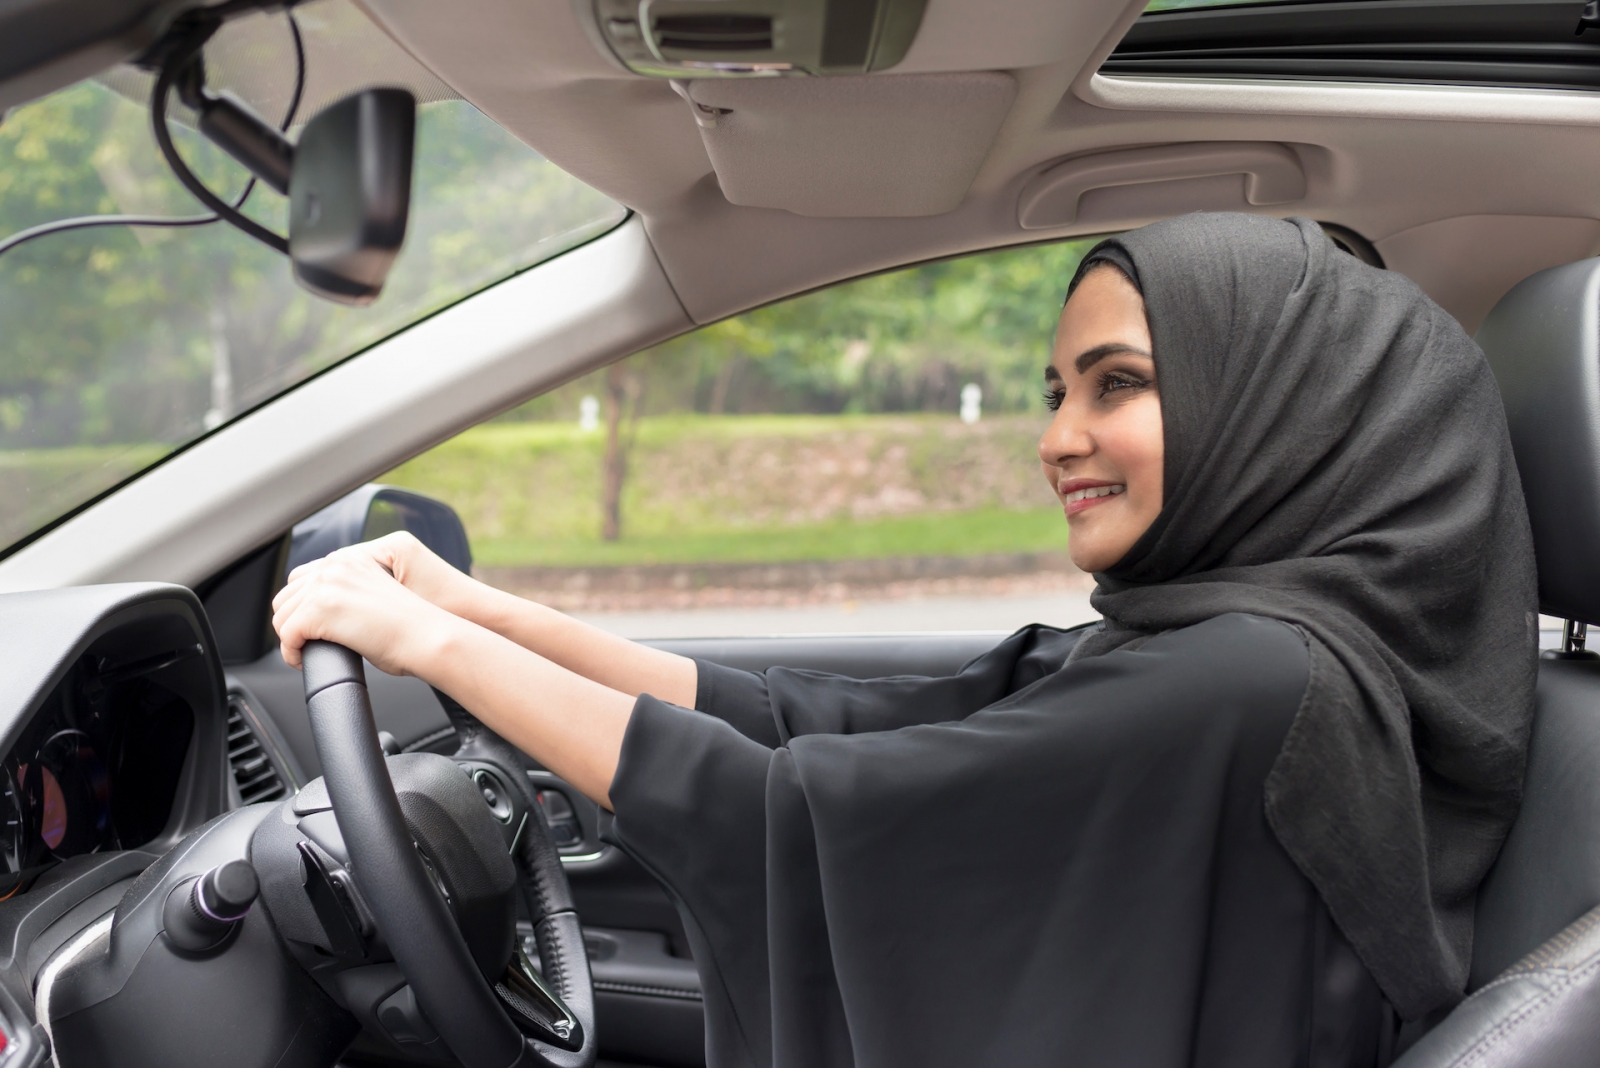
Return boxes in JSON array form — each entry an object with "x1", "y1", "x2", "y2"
[
  {"x1": 609, "y1": 614, "x2": 1385, "y2": 1068},
  {"x1": 604, "y1": 212, "x2": 1537, "y2": 1063}
]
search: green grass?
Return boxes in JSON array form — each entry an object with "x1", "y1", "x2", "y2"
[
  {"x1": 0, "y1": 442, "x2": 170, "y2": 549},
  {"x1": 473, "y1": 506, "x2": 1069, "y2": 568}
]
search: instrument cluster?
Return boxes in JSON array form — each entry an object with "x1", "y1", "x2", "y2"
[{"x1": 0, "y1": 646, "x2": 196, "y2": 895}]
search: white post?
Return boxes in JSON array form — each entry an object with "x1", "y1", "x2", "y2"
[{"x1": 959, "y1": 382, "x2": 982, "y2": 425}]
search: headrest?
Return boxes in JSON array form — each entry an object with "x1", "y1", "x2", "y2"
[{"x1": 1477, "y1": 257, "x2": 1600, "y2": 624}]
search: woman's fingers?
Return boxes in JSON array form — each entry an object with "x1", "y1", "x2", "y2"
[{"x1": 271, "y1": 551, "x2": 442, "y2": 676}]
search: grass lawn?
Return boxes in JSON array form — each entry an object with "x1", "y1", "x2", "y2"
[
  {"x1": 473, "y1": 505, "x2": 1069, "y2": 568},
  {"x1": 0, "y1": 443, "x2": 170, "y2": 549}
]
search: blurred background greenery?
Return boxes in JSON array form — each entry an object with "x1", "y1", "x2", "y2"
[
  {"x1": 1, "y1": 15, "x2": 1093, "y2": 573},
  {"x1": 0, "y1": 30, "x2": 623, "y2": 552},
  {"x1": 378, "y1": 239, "x2": 1095, "y2": 569}
]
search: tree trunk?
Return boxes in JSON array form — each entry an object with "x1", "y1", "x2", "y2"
[
  {"x1": 708, "y1": 356, "x2": 741, "y2": 415},
  {"x1": 601, "y1": 363, "x2": 630, "y2": 541}
]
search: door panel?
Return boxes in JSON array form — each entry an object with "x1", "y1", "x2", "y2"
[{"x1": 231, "y1": 631, "x2": 1008, "y2": 1066}]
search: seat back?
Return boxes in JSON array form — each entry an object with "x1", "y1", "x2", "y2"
[
  {"x1": 1468, "y1": 658, "x2": 1600, "y2": 986},
  {"x1": 1471, "y1": 257, "x2": 1600, "y2": 985}
]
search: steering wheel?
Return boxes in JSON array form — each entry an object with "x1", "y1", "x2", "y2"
[{"x1": 301, "y1": 639, "x2": 597, "y2": 1068}]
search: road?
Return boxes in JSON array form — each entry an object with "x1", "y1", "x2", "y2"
[{"x1": 573, "y1": 588, "x2": 1100, "y2": 639}]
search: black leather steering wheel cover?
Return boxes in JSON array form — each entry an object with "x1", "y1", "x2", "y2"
[{"x1": 302, "y1": 641, "x2": 595, "y2": 1068}]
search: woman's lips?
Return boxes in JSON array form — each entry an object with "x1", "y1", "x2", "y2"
[{"x1": 1059, "y1": 479, "x2": 1126, "y2": 516}]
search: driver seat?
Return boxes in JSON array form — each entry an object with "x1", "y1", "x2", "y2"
[{"x1": 1392, "y1": 258, "x2": 1600, "y2": 1066}]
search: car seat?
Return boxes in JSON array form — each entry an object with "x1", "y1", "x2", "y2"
[{"x1": 1392, "y1": 259, "x2": 1600, "y2": 1066}]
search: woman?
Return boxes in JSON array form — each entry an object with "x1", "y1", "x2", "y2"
[{"x1": 273, "y1": 213, "x2": 1537, "y2": 1067}]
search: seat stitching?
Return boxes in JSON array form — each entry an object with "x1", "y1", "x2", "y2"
[
  {"x1": 594, "y1": 980, "x2": 704, "y2": 1001},
  {"x1": 543, "y1": 918, "x2": 570, "y2": 995},
  {"x1": 1452, "y1": 957, "x2": 1600, "y2": 1067},
  {"x1": 1499, "y1": 906, "x2": 1600, "y2": 977}
]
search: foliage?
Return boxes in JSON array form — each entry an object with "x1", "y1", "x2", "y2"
[
  {"x1": 0, "y1": 14, "x2": 1093, "y2": 562},
  {"x1": 0, "y1": 67, "x2": 624, "y2": 551},
  {"x1": 380, "y1": 413, "x2": 1066, "y2": 567},
  {"x1": 508, "y1": 238, "x2": 1095, "y2": 424}
]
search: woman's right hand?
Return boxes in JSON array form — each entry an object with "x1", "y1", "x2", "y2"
[{"x1": 313, "y1": 531, "x2": 482, "y2": 618}]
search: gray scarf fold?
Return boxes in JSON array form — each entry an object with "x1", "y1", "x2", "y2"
[{"x1": 1068, "y1": 213, "x2": 1537, "y2": 1018}]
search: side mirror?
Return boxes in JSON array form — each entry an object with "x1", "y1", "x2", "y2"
[
  {"x1": 288, "y1": 89, "x2": 416, "y2": 305},
  {"x1": 287, "y1": 485, "x2": 471, "y2": 575}
]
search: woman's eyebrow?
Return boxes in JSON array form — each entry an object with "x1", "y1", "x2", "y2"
[{"x1": 1074, "y1": 342, "x2": 1151, "y2": 374}]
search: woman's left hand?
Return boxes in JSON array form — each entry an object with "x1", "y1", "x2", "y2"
[{"x1": 271, "y1": 548, "x2": 453, "y2": 675}]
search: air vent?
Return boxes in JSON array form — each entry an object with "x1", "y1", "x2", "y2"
[
  {"x1": 654, "y1": 14, "x2": 774, "y2": 51},
  {"x1": 227, "y1": 694, "x2": 289, "y2": 805},
  {"x1": 1101, "y1": 1, "x2": 1600, "y2": 92}
]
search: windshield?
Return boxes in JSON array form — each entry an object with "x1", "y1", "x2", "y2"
[{"x1": 0, "y1": 0, "x2": 626, "y2": 558}]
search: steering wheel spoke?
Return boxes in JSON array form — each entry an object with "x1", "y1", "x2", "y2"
[
  {"x1": 287, "y1": 641, "x2": 597, "y2": 1068},
  {"x1": 497, "y1": 942, "x2": 585, "y2": 1051}
]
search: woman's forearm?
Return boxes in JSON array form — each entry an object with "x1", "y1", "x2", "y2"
[
  {"x1": 445, "y1": 578, "x2": 698, "y2": 707},
  {"x1": 410, "y1": 610, "x2": 636, "y2": 808}
]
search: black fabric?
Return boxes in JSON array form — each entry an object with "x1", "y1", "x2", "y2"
[
  {"x1": 1067, "y1": 213, "x2": 1537, "y2": 1018},
  {"x1": 1068, "y1": 242, "x2": 1141, "y2": 298},
  {"x1": 611, "y1": 614, "x2": 1385, "y2": 1067}
]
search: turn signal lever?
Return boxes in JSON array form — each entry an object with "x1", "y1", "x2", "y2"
[{"x1": 163, "y1": 860, "x2": 260, "y2": 953}]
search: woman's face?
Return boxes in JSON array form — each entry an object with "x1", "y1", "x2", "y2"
[{"x1": 1039, "y1": 265, "x2": 1164, "y2": 573}]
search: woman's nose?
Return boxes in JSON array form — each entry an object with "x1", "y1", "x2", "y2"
[{"x1": 1038, "y1": 406, "x2": 1093, "y2": 467}]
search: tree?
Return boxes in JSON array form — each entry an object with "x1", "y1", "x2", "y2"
[
  {"x1": 600, "y1": 362, "x2": 644, "y2": 541},
  {"x1": 0, "y1": 75, "x2": 625, "y2": 549}
]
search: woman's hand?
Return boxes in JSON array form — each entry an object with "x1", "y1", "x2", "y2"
[
  {"x1": 333, "y1": 531, "x2": 480, "y2": 616},
  {"x1": 272, "y1": 547, "x2": 455, "y2": 675},
  {"x1": 273, "y1": 543, "x2": 638, "y2": 807},
  {"x1": 286, "y1": 532, "x2": 698, "y2": 710}
]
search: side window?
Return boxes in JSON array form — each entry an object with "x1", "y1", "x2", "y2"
[{"x1": 381, "y1": 241, "x2": 1102, "y2": 637}]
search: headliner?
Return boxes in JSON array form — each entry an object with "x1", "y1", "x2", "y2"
[{"x1": 347, "y1": 0, "x2": 1600, "y2": 334}]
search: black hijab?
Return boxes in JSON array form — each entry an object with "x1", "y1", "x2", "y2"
[{"x1": 1067, "y1": 213, "x2": 1538, "y2": 1018}]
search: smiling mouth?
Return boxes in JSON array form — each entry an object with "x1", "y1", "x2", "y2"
[
  {"x1": 1062, "y1": 483, "x2": 1125, "y2": 515},
  {"x1": 1064, "y1": 484, "x2": 1125, "y2": 504}
]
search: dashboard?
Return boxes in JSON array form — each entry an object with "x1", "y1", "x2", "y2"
[
  {"x1": 0, "y1": 587, "x2": 226, "y2": 902},
  {"x1": 0, "y1": 647, "x2": 196, "y2": 895}
]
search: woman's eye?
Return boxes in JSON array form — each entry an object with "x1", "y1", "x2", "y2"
[
  {"x1": 1042, "y1": 388, "x2": 1065, "y2": 412},
  {"x1": 1096, "y1": 370, "x2": 1149, "y2": 398}
]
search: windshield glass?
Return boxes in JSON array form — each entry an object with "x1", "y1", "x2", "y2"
[{"x1": 0, "y1": 0, "x2": 626, "y2": 558}]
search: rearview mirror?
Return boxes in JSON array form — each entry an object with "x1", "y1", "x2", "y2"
[
  {"x1": 288, "y1": 88, "x2": 416, "y2": 305},
  {"x1": 287, "y1": 484, "x2": 472, "y2": 575}
]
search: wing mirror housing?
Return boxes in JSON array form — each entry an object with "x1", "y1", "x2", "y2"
[
  {"x1": 288, "y1": 485, "x2": 472, "y2": 575},
  {"x1": 288, "y1": 88, "x2": 416, "y2": 305}
]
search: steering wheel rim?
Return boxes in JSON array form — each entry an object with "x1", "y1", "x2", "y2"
[{"x1": 301, "y1": 639, "x2": 597, "y2": 1068}]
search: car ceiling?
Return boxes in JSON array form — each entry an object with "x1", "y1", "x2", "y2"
[{"x1": 353, "y1": 0, "x2": 1600, "y2": 334}]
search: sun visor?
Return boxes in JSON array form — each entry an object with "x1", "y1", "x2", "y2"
[{"x1": 682, "y1": 72, "x2": 1016, "y2": 217}]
